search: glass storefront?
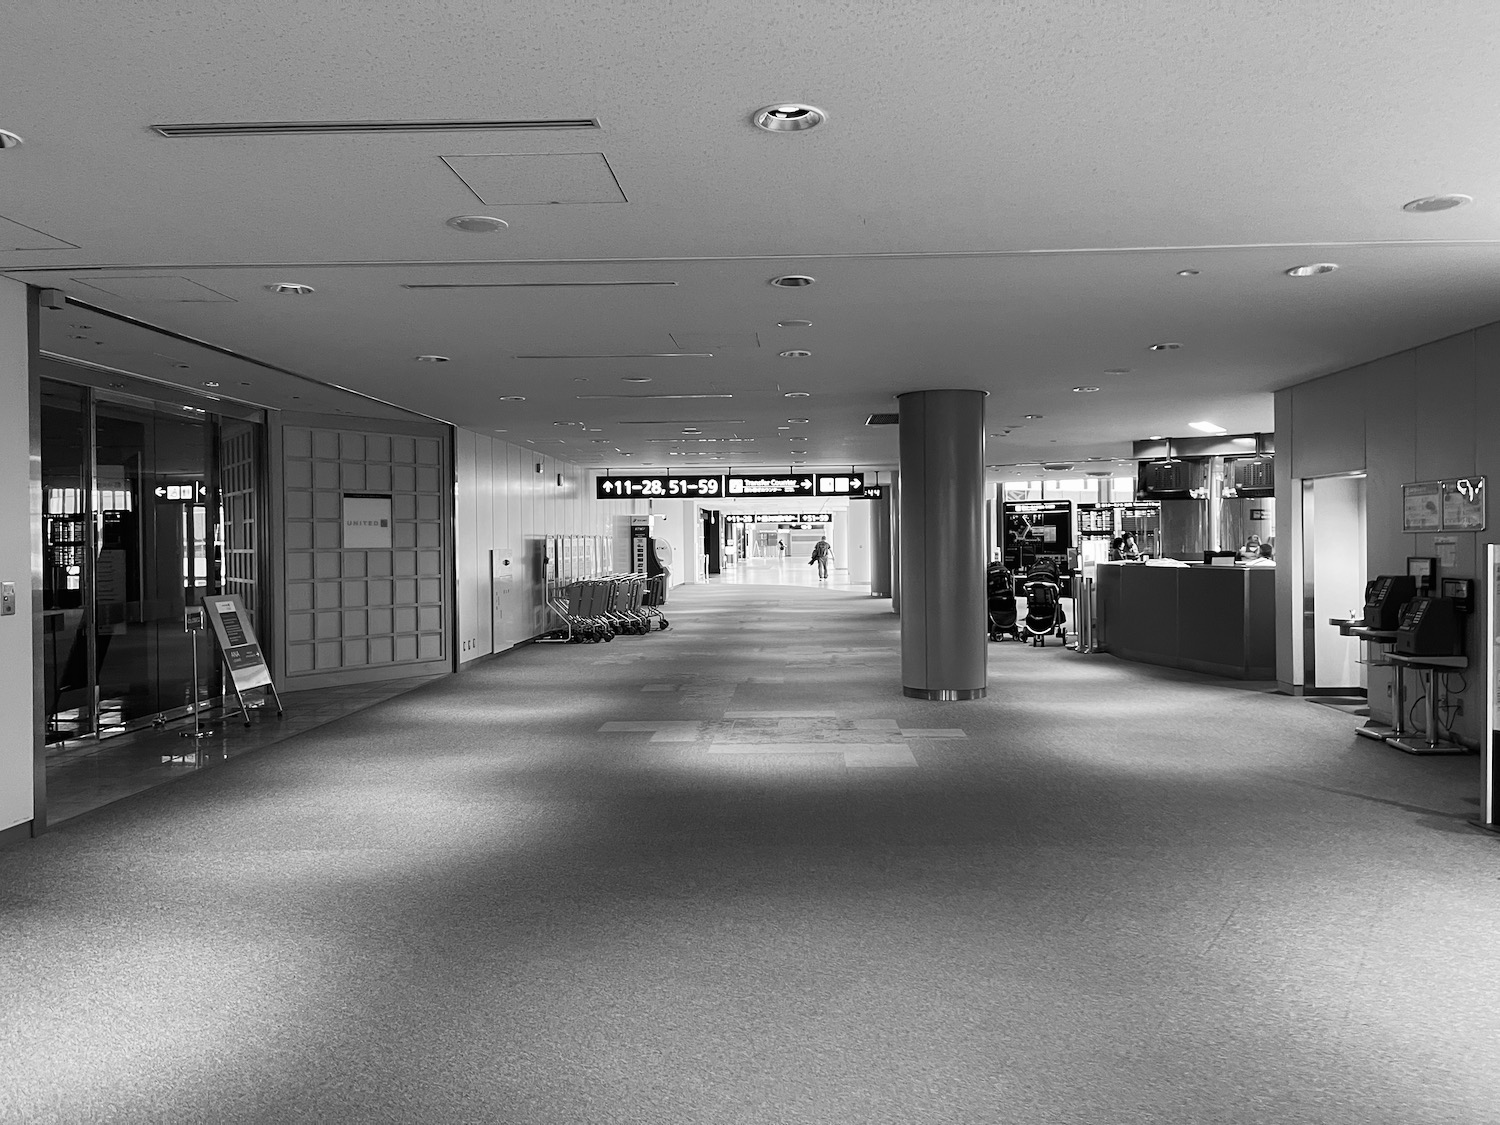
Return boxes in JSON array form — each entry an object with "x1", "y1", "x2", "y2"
[{"x1": 40, "y1": 375, "x2": 266, "y2": 744}]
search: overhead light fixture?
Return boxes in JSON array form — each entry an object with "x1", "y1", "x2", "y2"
[
  {"x1": 415, "y1": 355, "x2": 449, "y2": 363},
  {"x1": 1148, "y1": 435, "x2": 1164, "y2": 440},
  {"x1": 202, "y1": 381, "x2": 220, "y2": 388},
  {"x1": 1072, "y1": 386, "x2": 1100, "y2": 393},
  {"x1": 1176, "y1": 269, "x2": 1200, "y2": 277},
  {"x1": 1148, "y1": 342, "x2": 1181, "y2": 351},
  {"x1": 779, "y1": 350, "x2": 812, "y2": 358},
  {"x1": 622, "y1": 377, "x2": 652, "y2": 383},
  {"x1": 1403, "y1": 194, "x2": 1471, "y2": 213},
  {"x1": 265, "y1": 282, "x2": 315, "y2": 295},
  {"x1": 1104, "y1": 369, "x2": 1131, "y2": 375},
  {"x1": 499, "y1": 395, "x2": 526, "y2": 402},
  {"x1": 1188, "y1": 420, "x2": 1226, "y2": 434},
  {"x1": 787, "y1": 418, "x2": 809, "y2": 423},
  {"x1": 783, "y1": 391, "x2": 810, "y2": 398},
  {"x1": 0, "y1": 129, "x2": 22, "y2": 149},
  {"x1": 777, "y1": 320, "x2": 813, "y2": 328},
  {"x1": 518, "y1": 352, "x2": 711, "y2": 359},
  {"x1": 770, "y1": 275, "x2": 815, "y2": 288},
  {"x1": 1023, "y1": 414, "x2": 1043, "y2": 420},
  {"x1": 753, "y1": 104, "x2": 827, "y2": 132},
  {"x1": 446, "y1": 215, "x2": 509, "y2": 233},
  {"x1": 1285, "y1": 263, "x2": 1338, "y2": 277}
]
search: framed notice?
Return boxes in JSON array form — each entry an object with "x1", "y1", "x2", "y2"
[
  {"x1": 1402, "y1": 481, "x2": 1442, "y2": 532},
  {"x1": 343, "y1": 493, "x2": 393, "y2": 548},
  {"x1": 1441, "y1": 476, "x2": 1486, "y2": 531},
  {"x1": 203, "y1": 594, "x2": 273, "y2": 691}
]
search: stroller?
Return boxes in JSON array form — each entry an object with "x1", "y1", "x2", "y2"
[
  {"x1": 986, "y1": 563, "x2": 1019, "y2": 641},
  {"x1": 1020, "y1": 561, "x2": 1068, "y2": 647}
]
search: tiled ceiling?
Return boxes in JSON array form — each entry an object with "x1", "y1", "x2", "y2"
[{"x1": 5, "y1": 1, "x2": 1500, "y2": 472}]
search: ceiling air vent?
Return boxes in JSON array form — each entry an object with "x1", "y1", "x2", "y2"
[
  {"x1": 151, "y1": 118, "x2": 600, "y2": 138},
  {"x1": 866, "y1": 413, "x2": 899, "y2": 425}
]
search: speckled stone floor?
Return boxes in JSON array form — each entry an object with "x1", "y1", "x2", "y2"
[{"x1": 2, "y1": 580, "x2": 1496, "y2": 1125}]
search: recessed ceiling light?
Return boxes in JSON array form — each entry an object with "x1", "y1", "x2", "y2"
[
  {"x1": 202, "y1": 381, "x2": 220, "y2": 388},
  {"x1": 67, "y1": 334, "x2": 88, "y2": 340},
  {"x1": 0, "y1": 129, "x2": 22, "y2": 149},
  {"x1": 1023, "y1": 414, "x2": 1043, "y2": 420},
  {"x1": 415, "y1": 354, "x2": 449, "y2": 362},
  {"x1": 69, "y1": 324, "x2": 92, "y2": 330},
  {"x1": 1176, "y1": 269, "x2": 1200, "y2": 277},
  {"x1": 622, "y1": 377, "x2": 653, "y2": 383},
  {"x1": 1148, "y1": 435, "x2": 1164, "y2": 440},
  {"x1": 787, "y1": 418, "x2": 809, "y2": 423},
  {"x1": 446, "y1": 215, "x2": 509, "y2": 233},
  {"x1": 1285, "y1": 263, "x2": 1338, "y2": 277},
  {"x1": 173, "y1": 363, "x2": 191, "y2": 370},
  {"x1": 770, "y1": 275, "x2": 815, "y2": 288},
  {"x1": 1072, "y1": 386, "x2": 1100, "y2": 393},
  {"x1": 779, "y1": 350, "x2": 812, "y2": 358},
  {"x1": 108, "y1": 382, "x2": 126, "y2": 389},
  {"x1": 790, "y1": 449, "x2": 807, "y2": 454},
  {"x1": 1148, "y1": 342, "x2": 1181, "y2": 351},
  {"x1": 499, "y1": 395, "x2": 526, "y2": 402},
  {"x1": 1403, "y1": 194, "x2": 1471, "y2": 213},
  {"x1": 682, "y1": 428, "x2": 701, "y2": 434},
  {"x1": 265, "y1": 282, "x2": 315, "y2": 295},
  {"x1": 783, "y1": 391, "x2": 810, "y2": 398},
  {"x1": 777, "y1": 320, "x2": 813, "y2": 328},
  {"x1": 1104, "y1": 369, "x2": 1131, "y2": 375},
  {"x1": 1188, "y1": 420, "x2": 1226, "y2": 433},
  {"x1": 752, "y1": 104, "x2": 827, "y2": 132}
]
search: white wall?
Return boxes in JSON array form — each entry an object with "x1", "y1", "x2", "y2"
[
  {"x1": 847, "y1": 503, "x2": 872, "y2": 584},
  {"x1": 0, "y1": 280, "x2": 34, "y2": 832},
  {"x1": 454, "y1": 430, "x2": 640, "y2": 662}
]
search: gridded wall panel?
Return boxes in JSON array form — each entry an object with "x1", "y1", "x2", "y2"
[{"x1": 282, "y1": 422, "x2": 450, "y2": 681}]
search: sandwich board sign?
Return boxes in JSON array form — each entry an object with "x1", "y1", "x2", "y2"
[{"x1": 204, "y1": 594, "x2": 273, "y2": 691}]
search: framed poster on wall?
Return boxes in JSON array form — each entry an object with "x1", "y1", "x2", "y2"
[
  {"x1": 1402, "y1": 482, "x2": 1443, "y2": 532},
  {"x1": 1442, "y1": 477, "x2": 1486, "y2": 531}
]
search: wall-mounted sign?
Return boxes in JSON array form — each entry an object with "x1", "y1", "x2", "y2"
[
  {"x1": 725, "y1": 512, "x2": 831, "y2": 525},
  {"x1": 343, "y1": 493, "x2": 393, "y2": 548},
  {"x1": 726, "y1": 473, "x2": 815, "y2": 497},
  {"x1": 1403, "y1": 477, "x2": 1484, "y2": 532},
  {"x1": 630, "y1": 516, "x2": 650, "y2": 574},
  {"x1": 154, "y1": 482, "x2": 206, "y2": 502},
  {"x1": 203, "y1": 594, "x2": 272, "y2": 691},
  {"x1": 596, "y1": 475, "x2": 724, "y2": 499}
]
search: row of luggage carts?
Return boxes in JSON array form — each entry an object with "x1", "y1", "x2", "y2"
[{"x1": 544, "y1": 573, "x2": 669, "y2": 643}]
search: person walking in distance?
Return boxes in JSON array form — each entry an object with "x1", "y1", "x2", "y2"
[{"x1": 810, "y1": 535, "x2": 833, "y2": 579}]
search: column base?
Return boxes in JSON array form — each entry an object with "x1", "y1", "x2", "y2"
[{"x1": 903, "y1": 686, "x2": 986, "y2": 701}]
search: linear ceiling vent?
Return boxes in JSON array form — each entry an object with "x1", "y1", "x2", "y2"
[
  {"x1": 866, "y1": 413, "x2": 899, "y2": 425},
  {"x1": 151, "y1": 118, "x2": 600, "y2": 138}
]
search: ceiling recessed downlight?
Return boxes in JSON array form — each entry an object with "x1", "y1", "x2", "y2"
[
  {"x1": 446, "y1": 215, "x2": 509, "y2": 233},
  {"x1": 1072, "y1": 386, "x2": 1101, "y2": 393},
  {"x1": 770, "y1": 275, "x2": 815, "y2": 288},
  {"x1": 622, "y1": 377, "x2": 652, "y2": 383},
  {"x1": 1403, "y1": 194, "x2": 1471, "y2": 213},
  {"x1": 499, "y1": 395, "x2": 526, "y2": 402},
  {"x1": 753, "y1": 104, "x2": 827, "y2": 132},
  {"x1": 783, "y1": 391, "x2": 810, "y2": 398},
  {"x1": 1285, "y1": 263, "x2": 1338, "y2": 277},
  {"x1": 266, "y1": 282, "x2": 314, "y2": 295},
  {"x1": 787, "y1": 418, "x2": 809, "y2": 423},
  {"x1": 1176, "y1": 269, "x2": 1200, "y2": 277},
  {"x1": 777, "y1": 320, "x2": 813, "y2": 328},
  {"x1": 779, "y1": 350, "x2": 812, "y2": 358},
  {"x1": 415, "y1": 354, "x2": 449, "y2": 362},
  {"x1": 1188, "y1": 420, "x2": 1226, "y2": 434},
  {"x1": 202, "y1": 381, "x2": 220, "y2": 388},
  {"x1": 0, "y1": 129, "x2": 23, "y2": 149},
  {"x1": 1148, "y1": 342, "x2": 1181, "y2": 351},
  {"x1": 1023, "y1": 414, "x2": 1043, "y2": 420}
]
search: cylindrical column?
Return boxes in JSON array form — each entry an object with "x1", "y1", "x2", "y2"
[
  {"x1": 869, "y1": 491, "x2": 892, "y2": 597},
  {"x1": 889, "y1": 470, "x2": 901, "y2": 615},
  {"x1": 897, "y1": 390, "x2": 987, "y2": 700}
]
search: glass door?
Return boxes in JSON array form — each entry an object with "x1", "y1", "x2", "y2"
[{"x1": 41, "y1": 382, "x2": 93, "y2": 742}]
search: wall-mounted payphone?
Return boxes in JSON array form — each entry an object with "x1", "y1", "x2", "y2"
[
  {"x1": 1364, "y1": 574, "x2": 1417, "y2": 630},
  {"x1": 1395, "y1": 596, "x2": 1463, "y2": 657}
]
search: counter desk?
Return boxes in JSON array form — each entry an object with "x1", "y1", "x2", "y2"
[{"x1": 1093, "y1": 561, "x2": 1276, "y2": 680}]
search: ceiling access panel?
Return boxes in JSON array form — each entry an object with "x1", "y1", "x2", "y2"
[
  {"x1": 441, "y1": 153, "x2": 627, "y2": 205},
  {"x1": 71, "y1": 276, "x2": 236, "y2": 303},
  {"x1": 0, "y1": 215, "x2": 79, "y2": 251}
]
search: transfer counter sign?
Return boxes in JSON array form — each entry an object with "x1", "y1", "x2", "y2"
[{"x1": 204, "y1": 594, "x2": 273, "y2": 691}]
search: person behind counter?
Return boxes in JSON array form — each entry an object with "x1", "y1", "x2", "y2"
[
  {"x1": 1238, "y1": 533, "x2": 1275, "y2": 561},
  {"x1": 1110, "y1": 529, "x2": 1142, "y2": 561}
]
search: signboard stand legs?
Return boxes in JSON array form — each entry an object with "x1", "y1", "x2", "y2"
[{"x1": 222, "y1": 659, "x2": 284, "y2": 728}]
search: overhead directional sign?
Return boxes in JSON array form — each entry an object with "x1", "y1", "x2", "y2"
[
  {"x1": 596, "y1": 475, "x2": 724, "y2": 499},
  {"x1": 726, "y1": 473, "x2": 814, "y2": 497},
  {"x1": 154, "y1": 482, "x2": 206, "y2": 502},
  {"x1": 724, "y1": 512, "x2": 831, "y2": 524},
  {"x1": 816, "y1": 473, "x2": 865, "y2": 496},
  {"x1": 850, "y1": 485, "x2": 884, "y2": 500}
]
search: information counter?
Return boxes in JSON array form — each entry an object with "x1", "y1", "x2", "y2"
[{"x1": 1094, "y1": 562, "x2": 1276, "y2": 680}]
